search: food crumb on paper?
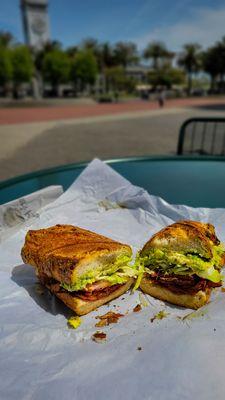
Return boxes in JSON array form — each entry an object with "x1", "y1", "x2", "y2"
[
  {"x1": 95, "y1": 311, "x2": 124, "y2": 327},
  {"x1": 221, "y1": 287, "x2": 225, "y2": 292},
  {"x1": 180, "y1": 309, "x2": 207, "y2": 322},
  {"x1": 67, "y1": 316, "x2": 82, "y2": 329},
  {"x1": 139, "y1": 293, "x2": 149, "y2": 307},
  {"x1": 92, "y1": 331, "x2": 107, "y2": 343},
  {"x1": 137, "y1": 346, "x2": 142, "y2": 351},
  {"x1": 133, "y1": 304, "x2": 142, "y2": 313},
  {"x1": 150, "y1": 310, "x2": 169, "y2": 323}
]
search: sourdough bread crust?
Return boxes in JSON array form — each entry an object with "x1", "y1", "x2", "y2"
[
  {"x1": 141, "y1": 220, "x2": 218, "y2": 259},
  {"x1": 21, "y1": 224, "x2": 132, "y2": 285},
  {"x1": 140, "y1": 276, "x2": 210, "y2": 309}
]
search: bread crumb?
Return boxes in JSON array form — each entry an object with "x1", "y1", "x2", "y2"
[
  {"x1": 95, "y1": 311, "x2": 124, "y2": 327},
  {"x1": 92, "y1": 331, "x2": 107, "y2": 343},
  {"x1": 67, "y1": 316, "x2": 82, "y2": 329},
  {"x1": 150, "y1": 310, "x2": 169, "y2": 323},
  {"x1": 133, "y1": 304, "x2": 142, "y2": 313}
]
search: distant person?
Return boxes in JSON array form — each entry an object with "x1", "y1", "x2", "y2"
[{"x1": 158, "y1": 90, "x2": 165, "y2": 107}]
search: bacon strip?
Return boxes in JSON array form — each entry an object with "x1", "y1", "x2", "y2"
[
  {"x1": 76, "y1": 283, "x2": 122, "y2": 301},
  {"x1": 147, "y1": 271, "x2": 221, "y2": 294}
]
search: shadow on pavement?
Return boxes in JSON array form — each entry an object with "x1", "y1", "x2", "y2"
[{"x1": 190, "y1": 103, "x2": 225, "y2": 112}]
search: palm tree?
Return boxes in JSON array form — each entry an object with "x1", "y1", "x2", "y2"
[
  {"x1": 100, "y1": 42, "x2": 115, "y2": 68},
  {"x1": 0, "y1": 31, "x2": 14, "y2": 47},
  {"x1": 113, "y1": 41, "x2": 139, "y2": 68},
  {"x1": 143, "y1": 41, "x2": 174, "y2": 69},
  {"x1": 202, "y1": 47, "x2": 220, "y2": 91},
  {"x1": 80, "y1": 38, "x2": 101, "y2": 66},
  {"x1": 178, "y1": 43, "x2": 202, "y2": 95}
]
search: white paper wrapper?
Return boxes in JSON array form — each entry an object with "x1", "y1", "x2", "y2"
[
  {"x1": 1, "y1": 159, "x2": 225, "y2": 400},
  {"x1": 0, "y1": 185, "x2": 63, "y2": 242}
]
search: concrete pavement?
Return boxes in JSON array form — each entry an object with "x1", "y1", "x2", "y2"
[{"x1": 1, "y1": 102, "x2": 225, "y2": 181}]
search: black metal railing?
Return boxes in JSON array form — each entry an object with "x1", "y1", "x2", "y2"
[{"x1": 177, "y1": 117, "x2": 225, "y2": 155}]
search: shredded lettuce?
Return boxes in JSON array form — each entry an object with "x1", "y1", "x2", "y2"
[
  {"x1": 140, "y1": 243, "x2": 225, "y2": 283},
  {"x1": 61, "y1": 254, "x2": 139, "y2": 292}
]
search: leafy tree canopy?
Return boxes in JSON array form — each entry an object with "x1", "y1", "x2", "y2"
[
  {"x1": 113, "y1": 41, "x2": 139, "y2": 67},
  {"x1": 148, "y1": 66, "x2": 185, "y2": 89},
  {"x1": 42, "y1": 49, "x2": 70, "y2": 84},
  {"x1": 11, "y1": 46, "x2": 33, "y2": 84},
  {"x1": 0, "y1": 46, "x2": 12, "y2": 85},
  {"x1": 143, "y1": 41, "x2": 174, "y2": 69},
  {"x1": 71, "y1": 50, "x2": 98, "y2": 85}
]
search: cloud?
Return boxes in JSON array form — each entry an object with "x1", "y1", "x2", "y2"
[{"x1": 134, "y1": 6, "x2": 225, "y2": 51}]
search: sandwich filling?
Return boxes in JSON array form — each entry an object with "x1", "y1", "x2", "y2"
[
  {"x1": 60, "y1": 254, "x2": 138, "y2": 300},
  {"x1": 139, "y1": 242, "x2": 225, "y2": 294}
]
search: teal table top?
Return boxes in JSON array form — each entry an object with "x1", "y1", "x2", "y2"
[{"x1": 0, "y1": 156, "x2": 225, "y2": 208}]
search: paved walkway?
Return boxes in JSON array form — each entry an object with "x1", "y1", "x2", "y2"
[
  {"x1": 0, "y1": 96, "x2": 225, "y2": 125},
  {"x1": 1, "y1": 101, "x2": 225, "y2": 181}
]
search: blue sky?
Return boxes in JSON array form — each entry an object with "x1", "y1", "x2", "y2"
[{"x1": 1, "y1": 0, "x2": 225, "y2": 50}]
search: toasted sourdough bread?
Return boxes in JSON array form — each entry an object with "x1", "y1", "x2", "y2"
[
  {"x1": 21, "y1": 224, "x2": 132, "y2": 285},
  {"x1": 140, "y1": 276, "x2": 210, "y2": 310},
  {"x1": 141, "y1": 220, "x2": 218, "y2": 259},
  {"x1": 45, "y1": 278, "x2": 134, "y2": 315}
]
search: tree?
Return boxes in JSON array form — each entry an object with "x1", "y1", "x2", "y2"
[
  {"x1": 71, "y1": 50, "x2": 98, "y2": 92},
  {"x1": 113, "y1": 41, "x2": 139, "y2": 67},
  {"x1": 80, "y1": 38, "x2": 102, "y2": 70},
  {"x1": 66, "y1": 45, "x2": 78, "y2": 59},
  {"x1": 34, "y1": 40, "x2": 62, "y2": 72},
  {"x1": 42, "y1": 49, "x2": 70, "y2": 95},
  {"x1": 208, "y1": 37, "x2": 225, "y2": 85},
  {"x1": 143, "y1": 41, "x2": 174, "y2": 69},
  {"x1": 105, "y1": 66, "x2": 137, "y2": 94},
  {"x1": 0, "y1": 31, "x2": 14, "y2": 48},
  {"x1": 11, "y1": 46, "x2": 34, "y2": 98},
  {"x1": 105, "y1": 66, "x2": 126, "y2": 91},
  {"x1": 99, "y1": 42, "x2": 115, "y2": 69},
  {"x1": 0, "y1": 46, "x2": 12, "y2": 94},
  {"x1": 202, "y1": 47, "x2": 221, "y2": 91},
  {"x1": 148, "y1": 66, "x2": 185, "y2": 89},
  {"x1": 178, "y1": 43, "x2": 202, "y2": 95}
]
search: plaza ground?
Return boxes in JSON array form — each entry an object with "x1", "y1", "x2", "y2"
[{"x1": 0, "y1": 97, "x2": 225, "y2": 181}]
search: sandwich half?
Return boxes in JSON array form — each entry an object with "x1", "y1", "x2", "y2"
[
  {"x1": 21, "y1": 224, "x2": 136, "y2": 315},
  {"x1": 139, "y1": 220, "x2": 225, "y2": 309}
]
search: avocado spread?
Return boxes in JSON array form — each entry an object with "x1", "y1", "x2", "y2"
[{"x1": 61, "y1": 255, "x2": 138, "y2": 292}]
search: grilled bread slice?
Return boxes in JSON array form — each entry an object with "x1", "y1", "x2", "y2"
[
  {"x1": 141, "y1": 220, "x2": 218, "y2": 259},
  {"x1": 21, "y1": 224, "x2": 132, "y2": 285},
  {"x1": 140, "y1": 276, "x2": 210, "y2": 310},
  {"x1": 44, "y1": 277, "x2": 133, "y2": 316}
]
